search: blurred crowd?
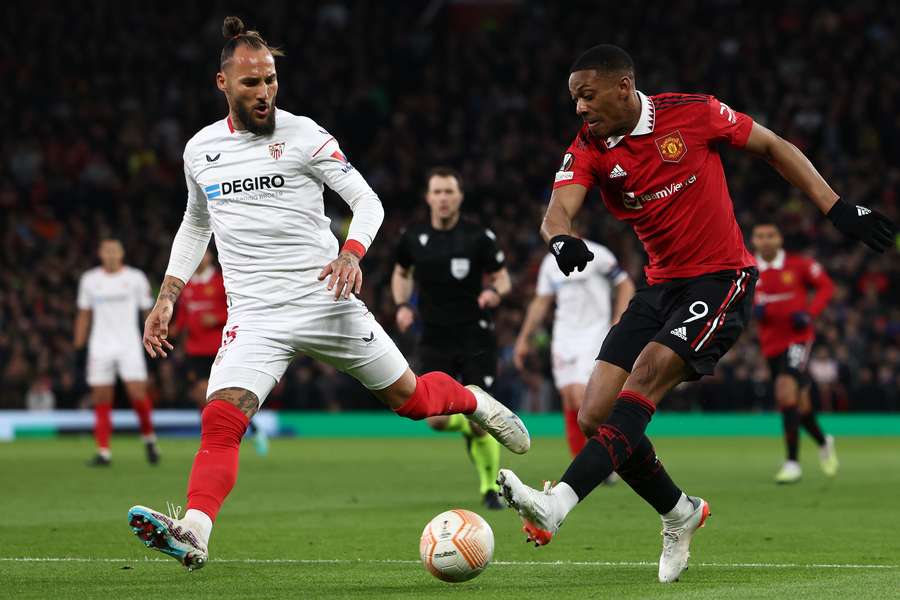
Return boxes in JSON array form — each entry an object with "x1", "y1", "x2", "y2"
[{"x1": 2, "y1": 0, "x2": 898, "y2": 411}]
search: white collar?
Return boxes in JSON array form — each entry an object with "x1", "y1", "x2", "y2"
[
  {"x1": 755, "y1": 249, "x2": 785, "y2": 271},
  {"x1": 606, "y1": 91, "x2": 655, "y2": 148}
]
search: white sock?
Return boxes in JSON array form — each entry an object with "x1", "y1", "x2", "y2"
[
  {"x1": 98, "y1": 447, "x2": 111, "y2": 460},
  {"x1": 662, "y1": 493, "x2": 694, "y2": 522},
  {"x1": 784, "y1": 460, "x2": 800, "y2": 467},
  {"x1": 141, "y1": 433, "x2": 157, "y2": 444},
  {"x1": 184, "y1": 509, "x2": 213, "y2": 546},
  {"x1": 552, "y1": 482, "x2": 580, "y2": 518}
]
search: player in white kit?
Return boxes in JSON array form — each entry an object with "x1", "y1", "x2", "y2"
[
  {"x1": 514, "y1": 239, "x2": 633, "y2": 458},
  {"x1": 74, "y1": 239, "x2": 160, "y2": 466},
  {"x1": 127, "y1": 16, "x2": 529, "y2": 571}
]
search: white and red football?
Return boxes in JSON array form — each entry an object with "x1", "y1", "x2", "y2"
[{"x1": 419, "y1": 509, "x2": 494, "y2": 582}]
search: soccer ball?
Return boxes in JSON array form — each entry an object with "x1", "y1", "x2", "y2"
[{"x1": 419, "y1": 509, "x2": 494, "y2": 582}]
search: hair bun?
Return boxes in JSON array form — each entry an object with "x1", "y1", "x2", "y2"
[{"x1": 222, "y1": 16, "x2": 246, "y2": 39}]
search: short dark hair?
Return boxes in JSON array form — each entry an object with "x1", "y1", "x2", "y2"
[
  {"x1": 570, "y1": 44, "x2": 635, "y2": 77},
  {"x1": 220, "y1": 16, "x2": 284, "y2": 70},
  {"x1": 426, "y1": 166, "x2": 464, "y2": 193},
  {"x1": 752, "y1": 221, "x2": 780, "y2": 231}
]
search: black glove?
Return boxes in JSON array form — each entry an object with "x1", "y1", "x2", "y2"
[
  {"x1": 791, "y1": 311, "x2": 811, "y2": 331},
  {"x1": 753, "y1": 304, "x2": 766, "y2": 321},
  {"x1": 549, "y1": 235, "x2": 594, "y2": 276},
  {"x1": 826, "y1": 199, "x2": 896, "y2": 253}
]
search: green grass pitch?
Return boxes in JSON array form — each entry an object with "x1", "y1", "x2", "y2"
[{"x1": 2, "y1": 434, "x2": 898, "y2": 599}]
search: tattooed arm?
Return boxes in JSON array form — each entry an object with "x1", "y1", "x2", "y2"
[{"x1": 142, "y1": 275, "x2": 185, "y2": 358}]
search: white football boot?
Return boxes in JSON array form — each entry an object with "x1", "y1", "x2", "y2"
[
  {"x1": 818, "y1": 435, "x2": 839, "y2": 477},
  {"x1": 774, "y1": 460, "x2": 802, "y2": 484},
  {"x1": 128, "y1": 505, "x2": 208, "y2": 571},
  {"x1": 658, "y1": 495, "x2": 710, "y2": 583},
  {"x1": 465, "y1": 385, "x2": 530, "y2": 454},
  {"x1": 497, "y1": 469, "x2": 571, "y2": 546}
]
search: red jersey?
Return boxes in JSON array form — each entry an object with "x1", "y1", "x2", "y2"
[
  {"x1": 173, "y1": 266, "x2": 228, "y2": 357},
  {"x1": 754, "y1": 250, "x2": 834, "y2": 358},
  {"x1": 554, "y1": 91, "x2": 756, "y2": 284}
]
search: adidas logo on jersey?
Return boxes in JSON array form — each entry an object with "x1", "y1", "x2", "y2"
[
  {"x1": 552, "y1": 241, "x2": 565, "y2": 255},
  {"x1": 856, "y1": 205, "x2": 872, "y2": 216},
  {"x1": 609, "y1": 164, "x2": 628, "y2": 178},
  {"x1": 670, "y1": 326, "x2": 687, "y2": 341}
]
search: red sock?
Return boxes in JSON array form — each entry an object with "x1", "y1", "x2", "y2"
[
  {"x1": 94, "y1": 403, "x2": 111, "y2": 450},
  {"x1": 393, "y1": 372, "x2": 477, "y2": 420},
  {"x1": 131, "y1": 395, "x2": 155, "y2": 438},
  {"x1": 186, "y1": 400, "x2": 249, "y2": 521},
  {"x1": 564, "y1": 408, "x2": 586, "y2": 456}
]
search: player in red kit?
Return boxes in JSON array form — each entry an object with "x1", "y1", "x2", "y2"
[
  {"x1": 497, "y1": 45, "x2": 896, "y2": 583},
  {"x1": 171, "y1": 250, "x2": 269, "y2": 455},
  {"x1": 751, "y1": 223, "x2": 837, "y2": 483}
]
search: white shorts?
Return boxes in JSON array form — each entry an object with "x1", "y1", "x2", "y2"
[
  {"x1": 87, "y1": 345, "x2": 148, "y2": 386},
  {"x1": 551, "y1": 345, "x2": 598, "y2": 390},
  {"x1": 207, "y1": 287, "x2": 408, "y2": 404}
]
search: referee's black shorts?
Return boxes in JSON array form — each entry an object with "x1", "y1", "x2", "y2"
[
  {"x1": 598, "y1": 267, "x2": 758, "y2": 380},
  {"x1": 419, "y1": 322, "x2": 498, "y2": 392}
]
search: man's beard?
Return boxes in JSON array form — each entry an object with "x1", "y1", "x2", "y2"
[{"x1": 235, "y1": 102, "x2": 276, "y2": 135}]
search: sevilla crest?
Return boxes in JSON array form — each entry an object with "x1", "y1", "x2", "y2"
[{"x1": 268, "y1": 142, "x2": 285, "y2": 160}]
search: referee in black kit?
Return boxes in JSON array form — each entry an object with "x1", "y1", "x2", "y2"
[{"x1": 392, "y1": 167, "x2": 511, "y2": 509}]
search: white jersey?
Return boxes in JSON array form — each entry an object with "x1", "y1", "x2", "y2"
[
  {"x1": 77, "y1": 266, "x2": 153, "y2": 355},
  {"x1": 536, "y1": 240, "x2": 627, "y2": 346},
  {"x1": 174, "y1": 108, "x2": 383, "y2": 311}
]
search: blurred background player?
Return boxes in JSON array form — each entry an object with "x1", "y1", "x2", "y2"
[
  {"x1": 74, "y1": 238, "x2": 159, "y2": 466},
  {"x1": 751, "y1": 223, "x2": 837, "y2": 483},
  {"x1": 392, "y1": 167, "x2": 512, "y2": 509},
  {"x1": 514, "y1": 235, "x2": 634, "y2": 463},
  {"x1": 170, "y1": 249, "x2": 268, "y2": 455}
]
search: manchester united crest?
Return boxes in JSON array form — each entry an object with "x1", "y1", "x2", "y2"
[
  {"x1": 268, "y1": 142, "x2": 285, "y2": 160},
  {"x1": 655, "y1": 131, "x2": 687, "y2": 163}
]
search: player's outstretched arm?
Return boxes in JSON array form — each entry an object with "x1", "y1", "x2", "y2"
[
  {"x1": 142, "y1": 275, "x2": 183, "y2": 358},
  {"x1": 542, "y1": 184, "x2": 596, "y2": 275},
  {"x1": 743, "y1": 122, "x2": 897, "y2": 252}
]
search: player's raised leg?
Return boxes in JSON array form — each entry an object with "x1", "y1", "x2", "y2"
[{"x1": 372, "y1": 368, "x2": 529, "y2": 454}]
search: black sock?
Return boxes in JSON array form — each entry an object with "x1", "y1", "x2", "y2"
[
  {"x1": 560, "y1": 391, "x2": 654, "y2": 500},
  {"x1": 800, "y1": 410, "x2": 826, "y2": 446},
  {"x1": 617, "y1": 434, "x2": 682, "y2": 514},
  {"x1": 782, "y1": 406, "x2": 799, "y2": 461}
]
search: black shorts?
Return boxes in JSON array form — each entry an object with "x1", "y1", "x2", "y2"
[
  {"x1": 184, "y1": 354, "x2": 215, "y2": 383},
  {"x1": 767, "y1": 342, "x2": 813, "y2": 388},
  {"x1": 419, "y1": 324, "x2": 497, "y2": 392},
  {"x1": 598, "y1": 267, "x2": 757, "y2": 380}
]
